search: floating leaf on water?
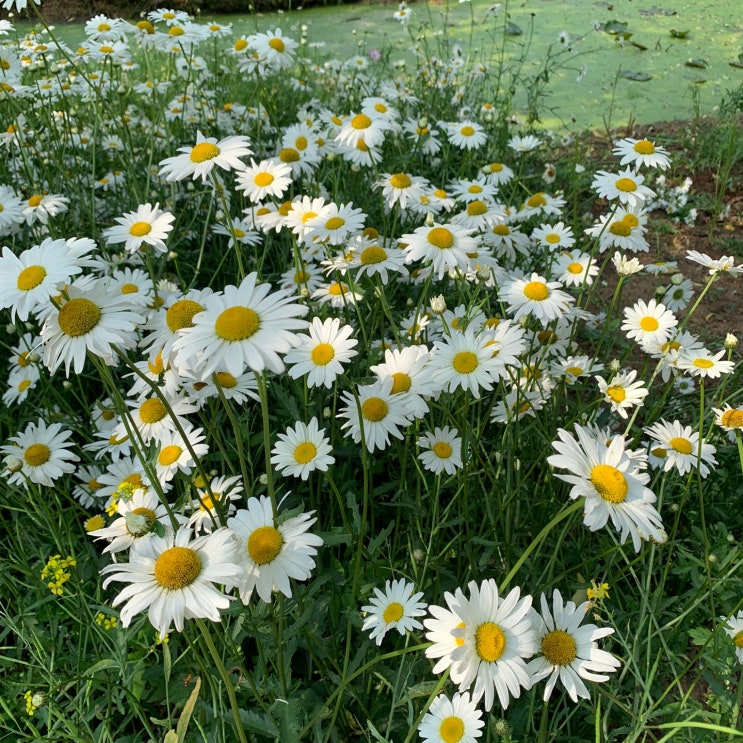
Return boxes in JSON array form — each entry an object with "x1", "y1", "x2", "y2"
[
  {"x1": 505, "y1": 21, "x2": 522, "y2": 36},
  {"x1": 601, "y1": 19, "x2": 629, "y2": 34},
  {"x1": 620, "y1": 70, "x2": 652, "y2": 81},
  {"x1": 669, "y1": 29, "x2": 691, "y2": 38},
  {"x1": 685, "y1": 58, "x2": 709, "y2": 68}
]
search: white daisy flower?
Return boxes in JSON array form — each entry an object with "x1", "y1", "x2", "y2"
[
  {"x1": 361, "y1": 578, "x2": 427, "y2": 645},
  {"x1": 311, "y1": 280, "x2": 363, "y2": 308},
  {"x1": 612, "y1": 137, "x2": 671, "y2": 170},
  {"x1": 508, "y1": 134, "x2": 541, "y2": 152},
  {"x1": 153, "y1": 426, "x2": 209, "y2": 485},
  {"x1": 417, "y1": 426, "x2": 463, "y2": 476},
  {"x1": 447, "y1": 120, "x2": 487, "y2": 150},
  {"x1": 370, "y1": 344, "x2": 436, "y2": 419},
  {"x1": 171, "y1": 273, "x2": 308, "y2": 378},
  {"x1": 248, "y1": 28, "x2": 298, "y2": 71},
  {"x1": 103, "y1": 202, "x2": 175, "y2": 254},
  {"x1": 722, "y1": 610, "x2": 743, "y2": 664},
  {"x1": 376, "y1": 172, "x2": 427, "y2": 210},
  {"x1": 284, "y1": 316, "x2": 358, "y2": 388},
  {"x1": 448, "y1": 579, "x2": 537, "y2": 710},
  {"x1": 100, "y1": 526, "x2": 242, "y2": 635},
  {"x1": 531, "y1": 221, "x2": 575, "y2": 251},
  {"x1": 585, "y1": 208, "x2": 649, "y2": 253},
  {"x1": 499, "y1": 272, "x2": 574, "y2": 326},
  {"x1": 339, "y1": 379, "x2": 415, "y2": 453},
  {"x1": 685, "y1": 250, "x2": 743, "y2": 276},
  {"x1": 113, "y1": 394, "x2": 198, "y2": 444},
  {"x1": 547, "y1": 424, "x2": 664, "y2": 551},
  {"x1": 527, "y1": 589, "x2": 620, "y2": 702},
  {"x1": 430, "y1": 329, "x2": 502, "y2": 399},
  {"x1": 552, "y1": 250, "x2": 599, "y2": 287},
  {"x1": 418, "y1": 691, "x2": 484, "y2": 743},
  {"x1": 400, "y1": 222, "x2": 478, "y2": 279},
  {"x1": 644, "y1": 419, "x2": 717, "y2": 478},
  {"x1": 591, "y1": 169, "x2": 655, "y2": 208},
  {"x1": 2, "y1": 418, "x2": 79, "y2": 488},
  {"x1": 227, "y1": 495, "x2": 323, "y2": 604},
  {"x1": 621, "y1": 298, "x2": 677, "y2": 350},
  {"x1": 186, "y1": 475, "x2": 244, "y2": 533},
  {"x1": 158, "y1": 130, "x2": 252, "y2": 182},
  {"x1": 0, "y1": 240, "x2": 83, "y2": 322},
  {"x1": 270, "y1": 417, "x2": 335, "y2": 480},
  {"x1": 235, "y1": 158, "x2": 293, "y2": 203},
  {"x1": 595, "y1": 369, "x2": 649, "y2": 419},
  {"x1": 424, "y1": 586, "x2": 468, "y2": 674},
  {"x1": 676, "y1": 348, "x2": 735, "y2": 378}
]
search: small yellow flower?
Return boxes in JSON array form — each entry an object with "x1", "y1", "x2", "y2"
[
  {"x1": 40, "y1": 555, "x2": 76, "y2": 595},
  {"x1": 587, "y1": 581, "x2": 610, "y2": 602}
]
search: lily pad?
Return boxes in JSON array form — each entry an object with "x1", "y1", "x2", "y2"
[
  {"x1": 685, "y1": 58, "x2": 709, "y2": 69},
  {"x1": 669, "y1": 29, "x2": 691, "y2": 39},
  {"x1": 601, "y1": 19, "x2": 629, "y2": 35},
  {"x1": 620, "y1": 70, "x2": 653, "y2": 81}
]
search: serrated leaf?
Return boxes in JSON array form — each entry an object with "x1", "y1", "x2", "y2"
[
  {"x1": 238, "y1": 709, "x2": 280, "y2": 738},
  {"x1": 688, "y1": 626, "x2": 712, "y2": 646},
  {"x1": 620, "y1": 70, "x2": 652, "y2": 81},
  {"x1": 505, "y1": 21, "x2": 522, "y2": 36},
  {"x1": 602, "y1": 19, "x2": 629, "y2": 34},
  {"x1": 685, "y1": 58, "x2": 708, "y2": 69}
]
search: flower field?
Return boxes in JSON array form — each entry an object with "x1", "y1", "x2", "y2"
[{"x1": 1, "y1": 1, "x2": 742, "y2": 741}]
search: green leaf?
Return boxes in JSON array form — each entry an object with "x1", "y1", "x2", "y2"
[
  {"x1": 620, "y1": 70, "x2": 652, "y2": 81},
  {"x1": 237, "y1": 709, "x2": 280, "y2": 738},
  {"x1": 602, "y1": 20, "x2": 629, "y2": 35},
  {"x1": 669, "y1": 29, "x2": 691, "y2": 38}
]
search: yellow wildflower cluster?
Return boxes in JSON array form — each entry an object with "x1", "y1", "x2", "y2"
[
  {"x1": 24, "y1": 690, "x2": 45, "y2": 716},
  {"x1": 95, "y1": 612, "x2": 118, "y2": 630},
  {"x1": 40, "y1": 555, "x2": 76, "y2": 595},
  {"x1": 587, "y1": 581, "x2": 610, "y2": 602}
]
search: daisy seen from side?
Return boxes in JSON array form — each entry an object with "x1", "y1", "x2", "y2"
[{"x1": 158, "y1": 130, "x2": 252, "y2": 182}]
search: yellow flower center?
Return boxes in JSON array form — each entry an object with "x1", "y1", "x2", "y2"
[
  {"x1": 234, "y1": 38, "x2": 248, "y2": 51},
  {"x1": 475, "y1": 622, "x2": 506, "y2": 662},
  {"x1": 439, "y1": 716, "x2": 465, "y2": 743},
  {"x1": 460, "y1": 125, "x2": 475, "y2": 136},
  {"x1": 17, "y1": 265, "x2": 47, "y2": 291},
  {"x1": 139, "y1": 398, "x2": 167, "y2": 424},
  {"x1": 541, "y1": 629, "x2": 577, "y2": 666},
  {"x1": 85, "y1": 515, "x2": 105, "y2": 531},
  {"x1": 390, "y1": 173, "x2": 411, "y2": 189},
  {"x1": 615, "y1": 177, "x2": 637, "y2": 192},
  {"x1": 247, "y1": 525, "x2": 283, "y2": 564},
  {"x1": 158, "y1": 445, "x2": 182, "y2": 466},
  {"x1": 294, "y1": 442, "x2": 317, "y2": 464},
  {"x1": 360, "y1": 246, "x2": 386, "y2": 264},
  {"x1": 523, "y1": 281, "x2": 549, "y2": 301},
  {"x1": 651, "y1": 447, "x2": 667, "y2": 459},
  {"x1": 390, "y1": 372, "x2": 411, "y2": 394},
  {"x1": 428, "y1": 227, "x2": 454, "y2": 249},
  {"x1": 361, "y1": 397, "x2": 388, "y2": 422},
  {"x1": 301, "y1": 212, "x2": 318, "y2": 224},
  {"x1": 633, "y1": 139, "x2": 655, "y2": 155},
  {"x1": 18, "y1": 379, "x2": 32, "y2": 393},
  {"x1": 622, "y1": 213, "x2": 640, "y2": 227},
  {"x1": 669, "y1": 437, "x2": 692, "y2": 455},
  {"x1": 138, "y1": 20, "x2": 155, "y2": 33},
  {"x1": 466, "y1": 200, "x2": 487, "y2": 216},
  {"x1": 565, "y1": 366, "x2": 583, "y2": 377},
  {"x1": 214, "y1": 306, "x2": 260, "y2": 341},
  {"x1": 527, "y1": 193, "x2": 546, "y2": 208},
  {"x1": 328, "y1": 282, "x2": 346, "y2": 296},
  {"x1": 153, "y1": 546, "x2": 201, "y2": 589},
  {"x1": 720, "y1": 409, "x2": 743, "y2": 429},
  {"x1": 268, "y1": 37, "x2": 285, "y2": 52},
  {"x1": 99, "y1": 44, "x2": 115, "y2": 54},
  {"x1": 734, "y1": 630, "x2": 743, "y2": 649},
  {"x1": 452, "y1": 351, "x2": 478, "y2": 374},
  {"x1": 129, "y1": 221, "x2": 151, "y2": 237},
  {"x1": 121, "y1": 283, "x2": 138, "y2": 295},
  {"x1": 57, "y1": 298, "x2": 101, "y2": 337},
  {"x1": 311, "y1": 343, "x2": 335, "y2": 365},
  {"x1": 351, "y1": 113, "x2": 371, "y2": 130},
  {"x1": 28, "y1": 194, "x2": 43, "y2": 208},
  {"x1": 590, "y1": 464, "x2": 628, "y2": 503},
  {"x1": 190, "y1": 142, "x2": 220, "y2": 163},
  {"x1": 606, "y1": 385, "x2": 626, "y2": 403},
  {"x1": 294, "y1": 136, "x2": 307, "y2": 151},
  {"x1": 166, "y1": 299, "x2": 203, "y2": 332},
  {"x1": 24, "y1": 443, "x2": 50, "y2": 467},
  {"x1": 609, "y1": 221, "x2": 632, "y2": 236},
  {"x1": 492, "y1": 224, "x2": 510, "y2": 236},
  {"x1": 433, "y1": 441, "x2": 453, "y2": 458},
  {"x1": 693, "y1": 358, "x2": 714, "y2": 369},
  {"x1": 215, "y1": 371, "x2": 237, "y2": 388},
  {"x1": 382, "y1": 601, "x2": 404, "y2": 623},
  {"x1": 567, "y1": 262, "x2": 583, "y2": 275},
  {"x1": 253, "y1": 171, "x2": 274, "y2": 187},
  {"x1": 168, "y1": 26, "x2": 184, "y2": 36},
  {"x1": 324, "y1": 216, "x2": 344, "y2": 231},
  {"x1": 639, "y1": 316, "x2": 659, "y2": 332}
]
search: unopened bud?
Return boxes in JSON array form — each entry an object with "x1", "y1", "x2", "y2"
[
  {"x1": 5, "y1": 456, "x2": 23, "y2": 473},
  {"x1": 670, "y1": 272, "x2": 684, "y2": 285},
  {"x1": 724, "y1": 333, "x2": 738, "y2": 349},
  {"x1": 430, "y1": 294, "x2": 447, "y2": 314}
]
